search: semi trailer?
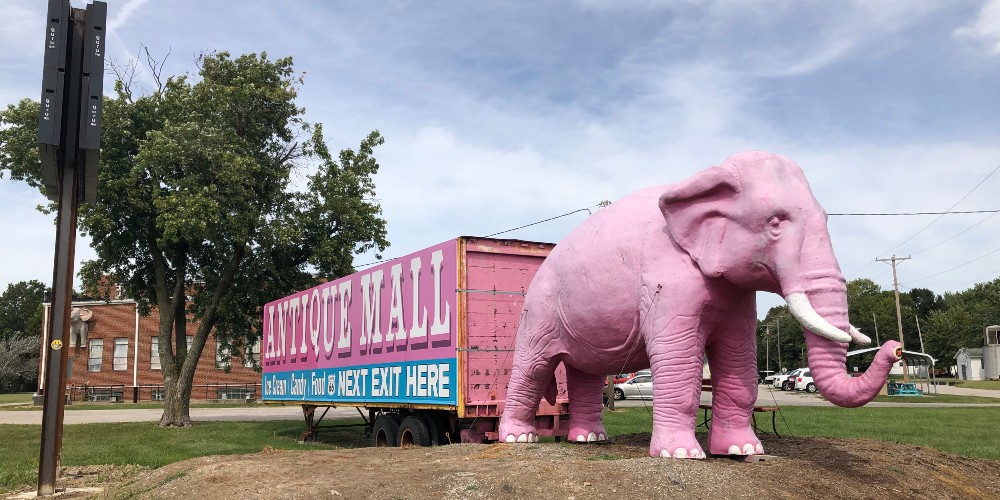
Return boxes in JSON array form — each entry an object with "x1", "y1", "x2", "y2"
[{"x1": 261, "y1": 237, "x2": 570, "y2": 446}]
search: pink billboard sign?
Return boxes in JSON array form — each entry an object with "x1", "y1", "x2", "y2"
[{"x1": 262, "y1": 239, "x2": 458, "y2": 374}]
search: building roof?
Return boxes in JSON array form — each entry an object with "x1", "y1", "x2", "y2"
[
  {"x1": 847, "y1": 347, "x2": 936, "y2": 366},
  {"x1": 954, "y1": 347, "x2": 983, "y2": 358}
]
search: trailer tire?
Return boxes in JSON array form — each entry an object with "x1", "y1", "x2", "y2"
[
  {"x1": 373, "y1": 414, "x2": 401, "y2": 447},
  {"x1": 419, "y1": 412, "x2": 449, "y2": 445},
  {"x1": 399, "y1": 416, "x2": 432, "y2": 447}
]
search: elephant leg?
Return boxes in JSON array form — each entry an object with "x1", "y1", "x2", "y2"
[
  {"x1": 705, "y1": 309, "x2": 763, "y2": 456},
  {"x1": 565, "y1": 365, "x2": 608, "y2": 443},
  {"x1": 499, "y1": 309, "x2": 562, "y2": 444},
  {"x1": 646, "y1": 314, "x2": 707, "y2": 459}
]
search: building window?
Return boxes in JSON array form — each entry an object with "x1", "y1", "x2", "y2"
[
  {"x1": 216, "y1": 339, "x2": 231, "y2": 369},
  {"x1": 186, "y1": 335, "x2": 193, "y2": 349},
  {"x1": 150, "y1": 336, "x2": 161, "y2": 370},
  {"x1": 113, "y1": 338, "x2": 128, "y2": 371},
  {"x1": 217, "y1": 387, "x2": 254, "y2": 400},
  {"x1": 244, "y1": 339, "x2": 261, "y2": 367},
  {"x1": 88, "y1": 339, "x2": 103, "y2": 371}
]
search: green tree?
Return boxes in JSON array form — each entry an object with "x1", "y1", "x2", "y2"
[
  {"x1": 0, "y1": 336, "x2": 40, "y2": 393},
  {"x1": 846, "y1": 278, "x2": 922, "y2": 350},
  {"x1": 0, "y1": 281, "x2": 46, "y2": 393},
  {"x1": 0, "y1": 52, "x2": 389, "y2": 425},
  {"x1": 909, "y1": 287, "x2": 943, "y2": 319},
  {"x1": 0, "y1": 280, "x2": 47, "y2": 342},
  {"x1": 923, "y1": 279, "x2": 1000, "y2": 362},
  {"x1": 756, "y1": 305, "x2": 804, "y2": 374}
]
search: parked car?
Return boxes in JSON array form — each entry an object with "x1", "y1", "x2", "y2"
[
  {"x1": 772, "y1": 368, "x2": 803, "y2": 391},
  {"x1": 612, "y1": 373, "x2": 636, "y2": 384},
  {"x1": 613, "y1": 374, "x2": 653, "y2": 400},
  {"x1": 759, "y1": 370, "x2": 776, "y2": 385},
  {"x1": 793, "y1": 369, "x2": 817, "y2": 393}
]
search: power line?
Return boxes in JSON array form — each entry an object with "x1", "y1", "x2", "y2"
[
  {"x1": 353, "y1": 201, "x2": 611, "y2": 269},
  {"x1": 877, "y1": 164, "x2": 1000, "y2": 257},
  {"x1": 902, "y1": 245, "x2": 1000, "y2": 285},
  {"x1": 910, "y1": 211, "x2": 999, "y2": 255},
  {"x1": 485, "y1": 201, "x2": 610, "y2": 237},
  {"x1": 829, "y1": 209, "x2": 1000, "y2": 216},
  {"x1": 844, "y1": 164, "x2": 1000, "y2": 278}
]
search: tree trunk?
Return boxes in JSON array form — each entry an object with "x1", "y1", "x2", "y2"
[{"x1": 159, "y1": 372, "x2": 194, "y2": 427}]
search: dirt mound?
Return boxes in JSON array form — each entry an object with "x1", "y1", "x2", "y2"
[{"x1": 40, "y1": 434, "x2": 1000, "y2": 499}]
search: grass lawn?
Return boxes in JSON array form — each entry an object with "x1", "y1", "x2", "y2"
[
  {"x1": 0, "y1": 419, "x2": 368, "y2": 492},
  {"x1": 956, "y1": 380, "x2": 1000, "y2": 391},
  {"x1": 870, "y1": 393, "x2": 1000, "y2": 404},
  {"x1": 603, "y1": 406, "x2": 1000, "y2": 461},
  {"x1": 0, "y1": 402, "x2": 270, "y2": 411},
  {"x1": 0, "y1": 393, "x2": 34, "y2": 404}
]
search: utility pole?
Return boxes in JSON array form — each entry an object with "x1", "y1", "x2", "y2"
[
  {"x1": 872, "y1": 312, "x2": 880, "y2": 346},
  {"x1": 776, "y1": 321, "x2": 782, "y2": 372},
  {"x1": 915, "y1": 315, "x2": 925, "y2": 353},
  {"x1": 877, "y1": 255, "x2": 911, "y2": 382},
  {"x1": 765, "y1": 326, "x2": 770, "y2": 375}
]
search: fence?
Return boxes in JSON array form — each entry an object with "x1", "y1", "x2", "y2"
[{"x1": 68, "y1": 383, "x2": 261, "y2": 403}]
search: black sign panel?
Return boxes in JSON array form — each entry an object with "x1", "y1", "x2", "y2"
[
  {"x1": 39, "y1": 0, "x2": 71, "y2": 200},
  {"x1": 79, "y1": 1, "x2": 107, "y2": 203}
]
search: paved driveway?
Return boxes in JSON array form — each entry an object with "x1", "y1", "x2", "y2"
[{"x1": 3, "y1": 383, "x2": 998, "y2": 425}]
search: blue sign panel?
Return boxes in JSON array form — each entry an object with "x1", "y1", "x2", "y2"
[{"x1": 262, "y1": 358, "x2": 458, "y2": 406}]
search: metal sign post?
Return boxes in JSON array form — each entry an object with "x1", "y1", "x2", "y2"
[{"x1": 36, "y1": 0, "x2": 106, "y2": 496}]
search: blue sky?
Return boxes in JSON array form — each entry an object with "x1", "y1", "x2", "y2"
[{"x1": 2, "y1": 0, "x2": 999, "y2": 319}]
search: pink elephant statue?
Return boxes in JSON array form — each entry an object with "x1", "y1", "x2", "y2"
[{"x1": 498, "y1": 151, "x2": 902, "y2": 458}]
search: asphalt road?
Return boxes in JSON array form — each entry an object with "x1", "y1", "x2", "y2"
[{"x1": 2, "y1": 384, "x2": 997, "y2": 425}]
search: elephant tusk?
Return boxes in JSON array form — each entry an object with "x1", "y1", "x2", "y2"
[
  {"x1": 848, "y1": 324, "x2": 872, "y2": 346},
  {"x1": 784, "y1": 293, "x2": 853, "y2": 343}
]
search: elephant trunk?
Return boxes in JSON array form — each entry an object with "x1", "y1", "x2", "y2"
[{"x1": 791, "y1": 282, "x2": 902, "y2": 408}]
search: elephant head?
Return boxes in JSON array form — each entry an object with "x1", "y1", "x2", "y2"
[{"x1": 658, "y1": 151, "x2": 900, "y2": 407}]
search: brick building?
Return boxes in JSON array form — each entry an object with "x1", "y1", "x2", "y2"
[{"x1": 38, "y1": 298, "x2": 261, "y2": 402}]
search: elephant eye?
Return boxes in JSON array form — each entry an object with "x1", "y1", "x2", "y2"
[{"x1": 766, "y1": 214, "x2": 786, "y2": 237}]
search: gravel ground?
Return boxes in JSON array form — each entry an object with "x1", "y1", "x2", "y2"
[{"x1": 22, "y1": 432, "x2": 996, "y2": 500}]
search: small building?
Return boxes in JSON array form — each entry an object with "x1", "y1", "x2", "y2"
[
  {"x1": 38, "y1": 297, "x2": 261, "y2": 403},
  {"x1": 954, "y1": 347, "x2": 984, "y2": 381},
  {"x1": 983, "y1": 325, "x2": 1000, "y2": 380}
]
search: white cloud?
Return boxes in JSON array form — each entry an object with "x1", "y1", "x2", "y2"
[
  {"x1": 955, "y1": 0, "x2": 1000, "y2": 55},
  {"x1": 1, "y1": 0, "x2": 997, "y2": 320}
]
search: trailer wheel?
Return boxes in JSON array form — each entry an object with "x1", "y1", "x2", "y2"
[
  {"x1": 372, "y1": 414, "x2": 401, "y2": 447},
  {"x1": 399, "y1": 416, "x2": 432, "y2": 447},
  {"x1": 419, "y1": 412, "x2": 449, "y2": 445}
]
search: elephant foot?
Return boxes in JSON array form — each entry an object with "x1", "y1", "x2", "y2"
[
  {"x1": 649, "y1": 430, "x2": 705, "y2": 459},
  {"x1": 566, "y1": 420, "x2": 608, "y2": 444},
  {"x1": 498, "y1": 415, "x2": 539, "y2": 443},
  {"x1": 707, "y1": 425, "x2": 763, "y2": 456}
]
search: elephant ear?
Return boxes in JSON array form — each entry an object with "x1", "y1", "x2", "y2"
[{"x1": 659, "y1": 165, "x2": 741, "y2": 277}]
